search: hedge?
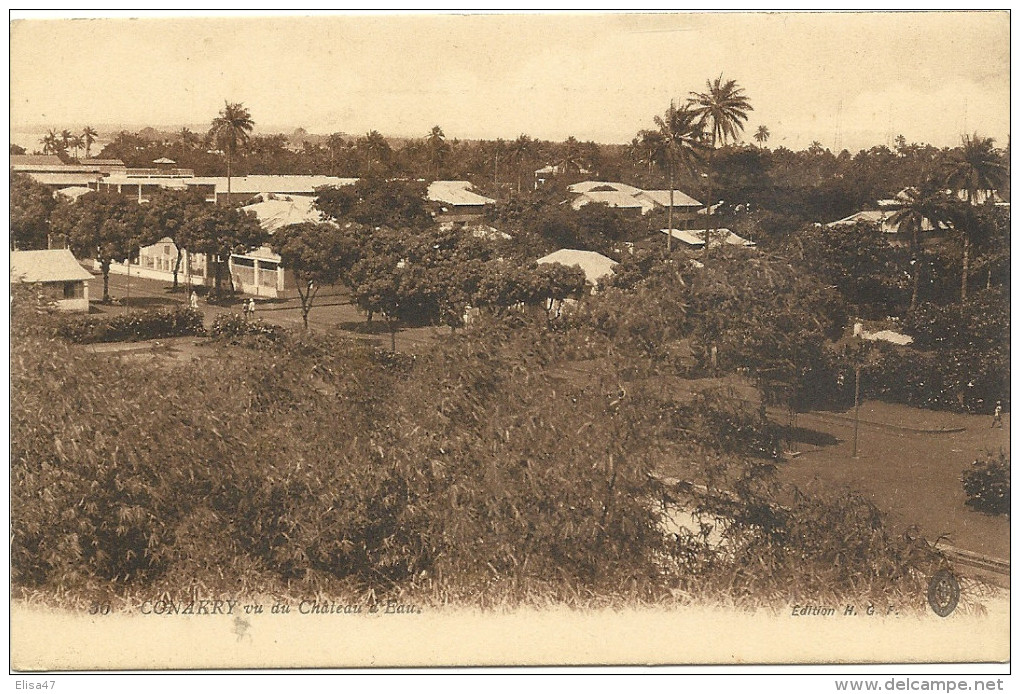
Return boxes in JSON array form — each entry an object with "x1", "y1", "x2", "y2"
[{"x1": 54, "y1": 307, "x2": 206, "y2": 344}]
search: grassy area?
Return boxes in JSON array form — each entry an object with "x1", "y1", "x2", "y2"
[{"x1": 777, "y1": 401, "x2": 1010, "y2": 559}]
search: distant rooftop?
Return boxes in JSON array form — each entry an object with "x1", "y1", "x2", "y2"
[
  {"x1": 428, "y1": 180, "x2": 496, "y2": 207},
  {"x1": 537, "y1": 248, "x2": 618, "y2": 284}
]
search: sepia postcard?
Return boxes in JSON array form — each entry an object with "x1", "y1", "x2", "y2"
[{"x1": 8, "y1": 10, "x2": 1011, "y2": 678}]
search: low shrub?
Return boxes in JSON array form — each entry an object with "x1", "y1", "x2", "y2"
[
  {"x1": 210, "y1": 313, "x2": 286, "y2": 343},
  {"x1": 962, "y1": 452, "x2": 1010, "y2": 516},
  {"x1": 53, "y1": 307, "x2": 206, "y2": 344}
]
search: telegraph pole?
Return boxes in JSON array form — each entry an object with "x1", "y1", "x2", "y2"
[{"x1": 852, "y1": 365, "x2": 861, "y2": 458}]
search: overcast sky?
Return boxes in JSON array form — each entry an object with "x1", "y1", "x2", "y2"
[{"x1": 9, "y1": 11, "x2": 1011, "y2": 152}]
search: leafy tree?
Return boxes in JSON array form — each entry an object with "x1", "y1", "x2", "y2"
[
  {"x1": 10, "y1": 143, "x2": 26, "y2": 155},
  {"x1": 181, "y1": 205, "x2": 265, "y2": 295},
  {"x1": 270, "y1": 222, "x2": 355, "y2": 329},
  {"x1": 142, "y1": 188, "x2": 209, "y2": 290},
  {"x1": 355, "y1": 130, "x2": 393, "y2": 177},
  {"x1": 314, "y1": 178, "x2": 435, "y2": 229},
  {"x1": 209, "y1": 101, "x2": 255, "y2": 202},
  {"x1": 753, "y1": 125, "x2": 770, "y2": 149},
  {"x1": 785, "y1": 222, "x2": 909, "y2": 319},
  {"x1": 51, "y1": 192, "x2": 146, "y2": 302},
  {"x1": 943, "y1": 133, "x2": 1008, "y2": 301},
  {"x1": 10, "y1": 173, "x2": 57, "y2": 250}
]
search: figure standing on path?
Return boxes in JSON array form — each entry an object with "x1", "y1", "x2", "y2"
[
  {"x1": 992, "y1": 401, "x2": 1003, "y2": 428},
  {"x1": 247, "y1": 298, "x2": 256, "y2": 320},
  {"x1": 189, "y1": 291, "x2": 199, "y2": 310}
]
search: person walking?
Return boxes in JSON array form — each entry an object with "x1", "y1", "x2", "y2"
[
  {"x1": 992, "y1": 401, "x2": 1003, "y2": 428},
  {"x1": 247, "y1": 298, "x2": 256, "y2": 320}
]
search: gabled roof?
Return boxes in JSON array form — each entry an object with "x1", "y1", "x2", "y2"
[
  {"x1": 568, "y1": 180, "x2": 644, "y2": 197},
  {"x1": 638, "y1": 189, "x2": 703, "y2": 208},
  {"x1": 571, "y1": 190, "x2": 648, "y2": 211},
  {"x1": 241, "y1": 195, "x2": 328, "y2": 234},
  {"x1": 24, "y1": 172, "x2": 103, "y2": 187},
  {"x1": 10, "y1": 154, "x2": 65, "y2": 169},
  {"x1": 537, "y1": 249, "x2": 618, "y2": 284},
  {"x1": 80, "y1": 158, "x2": 126, "y2": 167},
  {"x1": 187, "y1": 176, "x2": 358, "y2": 195},
  {"x1": 54, "y1": 186, "x2": 94, "y2": 202},
  {"x1": 428, "y1": 180, "x2": 495, "y2": 207},
  {"x1": 660, "y1": 228, "x2": 755, "y2": 248},
  {"x1": 11, "y1": 249, "x2": 93, "y2": 283},
  {"x1": 826, "y1": 210, "x2": 935, "y2": 233},
  {"x1": 100, "y1": 175, "x2": 188, "y2": 189}
]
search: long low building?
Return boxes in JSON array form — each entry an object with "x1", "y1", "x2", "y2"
[
  {"x1": 568, "y1": 181, "x2": 702, "y2": 215},
  {"x1": 660, "y1": 227, "x2": 756, "y2": 248}
]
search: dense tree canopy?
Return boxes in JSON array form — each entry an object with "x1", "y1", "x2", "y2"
[
  {"x1": 11, "y1": 173, "x2": 57, "y2": 250},
  {"x1": 51, "y1": 192, "x2": 146, "y2": 302}
]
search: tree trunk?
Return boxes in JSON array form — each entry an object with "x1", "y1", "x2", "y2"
[
  {"x1": 101, "y1": 261, "x2": 111, "y2": 302},
  {"x1": 213, "y1": 257, "x2": 222, "y2": 293},
  {"x1": 172, "y1": 248, "x2": 183, "y2": 290}
]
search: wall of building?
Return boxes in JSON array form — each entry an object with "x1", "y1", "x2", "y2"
[{"x1": 29, "y1": 280, "x2": 89, "y2": 312}]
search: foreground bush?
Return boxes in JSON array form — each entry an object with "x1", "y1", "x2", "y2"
[
  {"x1": 210, "y1": 312, "x2": 286, "y2": 344},
  {"x1": 962, "y1": 452, "x2": 1010, "y2": 516},
  {"x1": 53, "y1": 307, "x2": 206, "y2": 343},
  {"x1": 11, "y1": 316, "x2": 933, "y2": 608}
]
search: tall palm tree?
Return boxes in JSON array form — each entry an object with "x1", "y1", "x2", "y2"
[
  {"x1": 40, "y1": 130, "x2": 60, "y2": 155},
  {"x1": 208, "y1": 101, "x2": 255, "y2": 204},
  {"x1": 753, "y1": 125, "x2": 770, "y2": 149},
  {"x1": 943, "y1": 133, "x2": 1008, "y2": 301},
  {"x1": 426, "y1": 125, "x2": 447, "y2": 179},
  {"x1": 509, "y1": 134, "x2": 535, "y2": 194},
  {"x1": 688, "y1": 75, "x2": 754, "y2": 149},
  {"x1": 648, "y1": 102, "x2": 707, "y2": 252},
  {"x1": 81, "y1": 126, "x2": 98, "y2": 159},
  {"x1": 68, "y1": 134, "x2": 84, "y2": 161},
  {"x1": 59, "y1": 129, "x2": 74, "y2": 155},
  {"x1": 887, "y1": 180, "x2": 954, "y2": 311},
  {"x1": 688, "y1": 75, "x2": 753, "y2": 245}
]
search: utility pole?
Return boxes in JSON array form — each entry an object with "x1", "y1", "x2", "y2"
[{"x1": 852, "y1": 365, "x2": 861, "y2": 458}]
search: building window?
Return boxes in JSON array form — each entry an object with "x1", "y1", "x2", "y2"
[{"x1": 63, "y1": 281, "x2": 82, "y2": 299}]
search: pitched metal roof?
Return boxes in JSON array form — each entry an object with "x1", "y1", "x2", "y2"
[
  {"x1": 187, "y1": 176, "x2": 358, "y2": 195},
  {"x1": 11, "y1": 249, "x2": 93, "y2": 283},
  {"x1": 568, "y1": 181, "x2": 644, "y2": 196},
  {"x1": 660, "y1": 228, "x2": 755, "y2": 248},
  {"x1": 427, "y1": 180, "x2": 495, "y2": 206},
  {"x1": 638, "y1": 189, "x2": 703, "y2": 208},
  {"x1": 10, "y1": 154, "x2": 65, "y2": 168},
  {"x1": 241, "y1": 195, "x2": 329, "y2": 234},
  {"x1": 571, "y1": 191, "x2": 649, "y2": 211},
  {"x1": 24, "y1": 172, "x2": 103, "y2": 186},
  {"x1": 537, "y1": 249, "x2": 618, "y2": 284}
]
